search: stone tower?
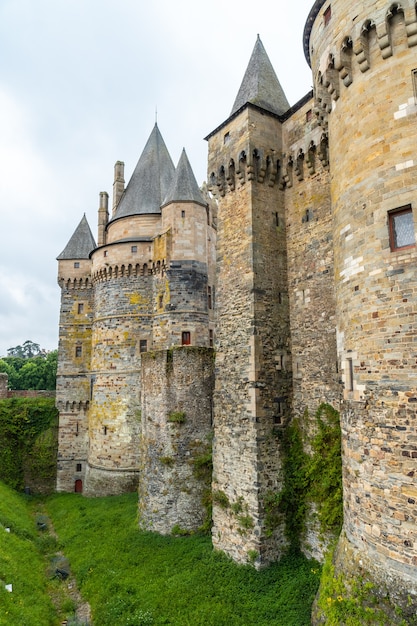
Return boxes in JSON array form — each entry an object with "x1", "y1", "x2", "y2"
[
  {"x1": 56, "y1": 215, "x2": 96, "y2": 492},
  {"x1": 306, "y1": 0, "x2": 417, "y2": 607},
  {"x1": 206, "y1": 37, "x2": 292, "y2": 566}
]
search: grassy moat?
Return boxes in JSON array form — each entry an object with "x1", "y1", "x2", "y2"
[{"x1": 0, "y1": 481, "x2": 319, "y2": 625}]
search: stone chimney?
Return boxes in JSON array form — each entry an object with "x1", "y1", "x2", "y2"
[
  {"x1": 97, "y1": 191, "x2": 109, "y2": 246},
  {"x1": 112, "y1": 161, "x2": 125, "y2": 216}
]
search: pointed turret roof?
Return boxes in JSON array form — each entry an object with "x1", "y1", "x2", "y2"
[
  {"x1": 162, "y1": 149, "x2": 206, "y2": 207},
  {"x1": 230, "y1": 36, "x2": 289, "y2": 117},
  {"x1": 113, "y1": 123, "x2": 175, "y2": 219},
  {"x1": 57, "y1": 214, "x2": 96, "y2": 260}
]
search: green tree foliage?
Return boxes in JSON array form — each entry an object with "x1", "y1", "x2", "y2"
[
  {"x1": 0, "y1": 397, "x2": 58, "y2": 490},
  {"x1": 0, "y1": 350, "x2": 57, "y2": 390},
  {"x1": 7, "y1": 339, "x2": 42, "y2": 358}
]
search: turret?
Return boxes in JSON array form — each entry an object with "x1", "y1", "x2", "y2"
[{"x1": 56, "y1": 215, "x2": 96, "y2": 493}]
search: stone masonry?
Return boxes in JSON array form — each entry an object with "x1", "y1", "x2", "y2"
[{"x1": 56, "y1": 0, "x2": 417, "y2": 610}]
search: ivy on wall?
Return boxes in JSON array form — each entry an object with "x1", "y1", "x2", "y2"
[
  {"x1": 276, "y1": 403, "x2": 343, "y2": 548},
  {"x1": 0, "y1": 397, "x2": 58, "y2": 492}
]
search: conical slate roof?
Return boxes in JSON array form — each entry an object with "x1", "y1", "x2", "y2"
[
  {"x1": 113, "y1": 123, "x2": 175, "y2": 219},
  {"x1": 57, "y1": 214, "x2": 96, "y2": 260},
  {"x1": 162, "y1": 149, "x2": 206, "y2": 207},
  {"x1": 230, "y1": 35, "x2": 289, "y2": 116}
]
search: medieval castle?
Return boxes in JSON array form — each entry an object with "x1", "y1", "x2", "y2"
[{"x1": 56, "y1": 0, "x2": 417, "y2": 614}]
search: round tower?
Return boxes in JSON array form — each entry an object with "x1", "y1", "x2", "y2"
[{"x1": 306, "y1": 0, "x2": 417, "y2": 608}]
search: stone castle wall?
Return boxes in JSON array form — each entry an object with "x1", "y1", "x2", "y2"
[
  {"x1": 309, "y1": 0, "x2": 417, "y2": 605},
  {"x1": 139, "y1": 347, "x2": 214, "y2": 533}
]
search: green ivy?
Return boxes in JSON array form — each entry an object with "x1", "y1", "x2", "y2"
[
  {"x1": 0, "y1": 397, "x2": 58, "y2": 491},
  {"x1": 276, "y1": 403, "x2": 343, "y2": 548}
]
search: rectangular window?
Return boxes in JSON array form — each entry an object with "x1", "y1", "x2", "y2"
[
  {"x1": 181, "y1": 210, "x2": 185, "y2": 218},
  {"x1": 75, "y1": 346, "x2": 82, "y2": 358},
  {"x1": 76, "y1": 463, "x2": 82, "y2": 472},
  {"x1": 207, "y1": 286, "x2": 212, "y2": 309},
  {"x1": 74, "y1": 262, "x2": 80, "y2": 268},
  {"x1": 324, "y1": 5, "x2": 332, "y2": 26},
  {"x1": 306, "y1": 109, "x2": 313, "y2": 122},
  {"x1": 77, "y1": 303, "x2": 84, "y2": 314},
  {"x1": 389, "y1": 205, "x2": 415, "y2": 251},
  {"x1": 412, "y1": 68, "x2": 417, "y2": 100},
  {"x1": 104, "y1": 250, "x2": 108, "y2": 257},
  {"x1": 209, "y1": 329, "x2": 214, "y2": 347},
  {"x1": 140, "y1": 339, "x2": 148, "y2": 353},
  {"x1": 131, "y1": 245, "x2": 137, "y2": 253},
  {"x1": 158, "y1": 295, "x2": 163, "y2": 309},
  {"x1": 182, "y1": 331, "x2": 191, "y2": 345},
  {"x1": 224, "y1": 132, "x2": 230, "y2": 145}
]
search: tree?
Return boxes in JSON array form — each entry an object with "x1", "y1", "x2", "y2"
[
  {"x1": 7, "y1": 340, "x2": 43, "y2": 359},
  {"x1": 0, "y1": 349, "x2": 57, "y2": 390}
]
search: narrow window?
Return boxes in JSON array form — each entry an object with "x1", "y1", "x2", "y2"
[
  {"x1": 131, "y1": 245, "x2": 137, "y2": 253},
  {"x1": 104, "y1": 250, "x2": 108, "y2": 257},
  {"x1": 182, "y1": 331, "x2": 191, "y2": 346},
  {"x1": 74, "y1": 262, "x2": 80, "y2": 268},
  {"x1": 158, "y1": 295, "x2": 163, "y2": 308},
  {"x1": 224, "y1": 132, "x2": 230, "y2": 144},
  {"x1": 275, "y1": 212, "x2": 280, "y2": 227},
  {"x1": 140, "y1": 339, "x2": 148, "y2": 353},
  {"x1": 103, "y1": 426, "x2": 107, "y2": 435},
  {"x1": 209, "y1": 329, "x2": 214, "y2": 347},
  {"x1": 75, "y1": 345, "x2": 82, "y2": 358},
  {"x1": 324, "y1": 5, "x2": 332, "y2": 26},
  {"x1": 389, "y1": 205, "x2": 415, "y2": 251},
  {"x1": 412, "y1": 69, "x2": 417, "y2": 101},
  {"x1": 306, "y1": 109, "x2": 313, "y2": 122},
  {"x1": 77, "y1": 303, "x2": 84, "y2": 314},
  {"x1": 346, "y1": 358, "x2": 354, "y2": 392},
  {"x1": 278, "y1": 292, "x2": 282, "y2": 304},
  {"x1": 76, "y1": 463, "x2": 82, "y2": 472},
  {"x1": 181, "y1": 210, "x2": 185, "y2": 218},
  {"x1": 207, "y1": 286, "x2": 212, "y2": 309}
]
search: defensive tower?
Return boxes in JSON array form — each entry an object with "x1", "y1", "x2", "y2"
[
  {"x1": 207, "y1": 37, "x2": 292, "y2": 566},
  {"x1": 306, "y1": 0, "x2": 417, "y2": 607}
]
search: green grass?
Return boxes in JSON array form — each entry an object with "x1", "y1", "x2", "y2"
[
  {"x1": 0, "y1": 483, "x2": 57, "y2": 626},
  {"x1": 46, "y1": 492, "x2": 320, "y2": 625}
]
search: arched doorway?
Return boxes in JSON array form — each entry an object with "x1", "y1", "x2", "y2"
[{"x1": 74, "y1": 479, "x2": 83, "y2": 493}]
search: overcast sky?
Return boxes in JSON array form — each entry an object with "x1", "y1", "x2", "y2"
[{"x1": 0, "y1": 0, "x2": 315, "y2": 357}]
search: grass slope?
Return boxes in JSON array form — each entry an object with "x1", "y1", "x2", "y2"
[
  {"x1": 46, "y1": 492, "x2": 320, "y2": 626},
  {"x1": 0, "y1": 483, "x2": 56, "y2": 626}
]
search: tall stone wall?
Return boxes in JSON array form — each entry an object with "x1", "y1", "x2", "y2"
[
  {"x1": 283, "y1": 96, "x2": 341, "y2": 560},
  {"x1": 208, "y1": 106, "x2": 291, "y2": 566},
  {"x1": 139, "y1": 347, "x2": 214, "y2": 533},
  {"x1": 309, "y1": 0, "x2": 417, "y2": 607}
]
